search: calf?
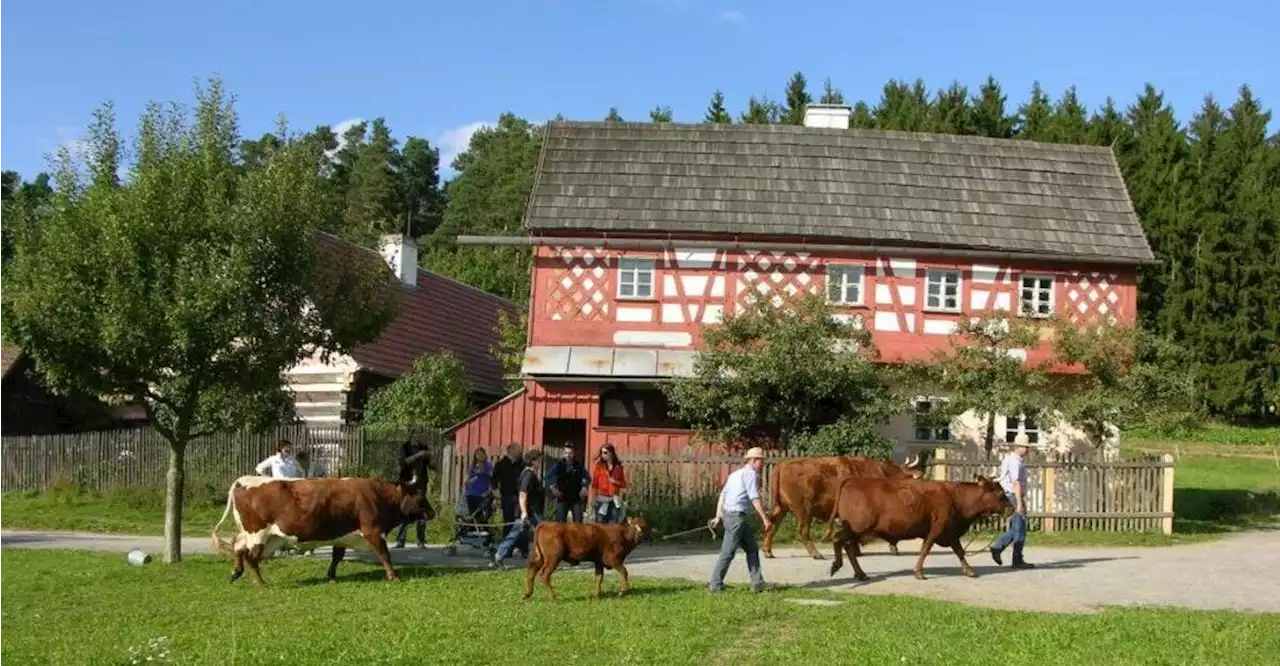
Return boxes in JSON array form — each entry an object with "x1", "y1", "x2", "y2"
[
  {"x1": 524, "y1": 517, "x2": 652, "y2": 600},
  {"x1": 826, "y1": 475, "x2": 1010, "y2": 582},
  {"x1": 210, "y1": 464, "x2": 433, "y2": 585}
]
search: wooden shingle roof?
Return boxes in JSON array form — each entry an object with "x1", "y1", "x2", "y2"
[{"x1": 525, "y1": 121, "x2": 1155, "y2": 264}]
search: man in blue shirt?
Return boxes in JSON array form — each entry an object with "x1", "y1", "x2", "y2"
[
  {"x1": 545, "y1": 444, "x2": 590, "y2": 523},
  {"x1": 707, "y1": 447, "x2": 772, "y2": 593}
]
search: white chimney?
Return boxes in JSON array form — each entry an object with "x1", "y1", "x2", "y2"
[
  {"x1": 379, "y1": 234, "x2": 418, "y2": 287},
  {"x1": 803, "y1": 104, "x2": 852, "y2": 129}
]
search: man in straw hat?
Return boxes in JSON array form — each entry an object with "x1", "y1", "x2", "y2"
[
  {"x1": 707, "y1": 446, "x2": 772, "y2": 593},
  {"x1": 990, "y1": 433, "x2": 1036, "y2": 569}
]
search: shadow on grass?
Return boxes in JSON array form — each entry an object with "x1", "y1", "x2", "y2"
[
  {"x1": 1174, "y1": 488, "x2": 1280, "y2": 535},
  {"x1": 294, "y1": 564, "x2": 486, "y2": 586},
  {"x1": 801, "y1": 555, "x2": 1134, "y2": 589}
]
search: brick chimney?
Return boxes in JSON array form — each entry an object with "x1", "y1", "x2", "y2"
[
  {"x1": 379, "y1": 234, "x2": 418, "y2": 287},
  {"x1": 802, "y1": 104, "x2": 852, "y2": 129}
]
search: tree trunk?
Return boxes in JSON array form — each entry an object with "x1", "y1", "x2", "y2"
[
  {"x1": 163, "y1": 439, "x2": 187, "y2": 563},
  {"x1": 983, "y1": 412, "x2": 996, "y2": 456}
]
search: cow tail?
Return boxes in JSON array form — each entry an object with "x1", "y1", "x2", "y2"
[
  {"x1": 210, "y1": 481, "x2": 239, "y2": 557},
  {"x1": 826, "y1": 478, "x2": 854, "y2": 541},
  {"x1": 528, "y1": 524, "x2": 544, "y2": 569}
]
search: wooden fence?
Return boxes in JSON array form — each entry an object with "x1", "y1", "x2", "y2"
[
  {"x1": 931, "y1": 448, "x2": 1176, "y2": 534},
  {"x1": 4, "y1": 426, "x2": 1174, "y2": 535},
  {"x1": 440, "y1": 447, "x2": 1175, "y2": 534},
  {"x1": 1, "y1": 425, "x2": 439, "y2": 494}
]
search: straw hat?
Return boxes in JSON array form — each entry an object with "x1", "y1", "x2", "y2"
[
  {"x1": 1013, "y1": 433, "x2": 1031, "y2": 447},
  {"x1": 743, "y1": 447, "x2": 766, "y2": 460}
]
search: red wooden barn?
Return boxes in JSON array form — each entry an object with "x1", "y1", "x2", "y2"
[{"x1": 445, "y1": 105, "x2": 1154, "y2": 465}]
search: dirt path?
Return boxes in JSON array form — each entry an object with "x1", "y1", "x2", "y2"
[{"x1": 4, "y1": 528, "x2": 1276, "y2": 614}]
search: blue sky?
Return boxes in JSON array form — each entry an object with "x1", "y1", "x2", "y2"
[{"x1": 4, "y1": 0, "x2": 1277, "y2": 179}]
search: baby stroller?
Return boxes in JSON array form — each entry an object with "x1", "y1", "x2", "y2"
[{"x1": 443, "y1": 493, "x2": 497, "y2": 558}]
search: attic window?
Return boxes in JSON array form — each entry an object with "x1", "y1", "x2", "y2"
[{"x1": 617, "y1": 258, "x2": 654, "y2": 300}]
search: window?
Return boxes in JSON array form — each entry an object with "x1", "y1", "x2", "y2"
[
  {"x1": 1020, "y1": 275, "x2": 1054, "y2": 318},
  {"x1": 925, "y1": 269, "x2": 961, "y2": 312},
  {"x1": 825, "y1": 265, "x2": 865, "y2": 305},
  {"x1": 913, "y1": 398, "x2": 952, "y2": 442},
  {"x1": 617, "y1": 258, "x2": 654, "y2": 299},
  {"x1": 1005, "y1": 413, "x2": 1041, "y2": 445},
  {"x1": 598, "y1": 389, "x2": 686, "y2": 429}
]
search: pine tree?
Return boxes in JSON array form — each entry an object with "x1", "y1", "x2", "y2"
[
  {"x1": 929, "y1": 82, "x2": 972, "y2": 134},
  {"x1": 873, "y1": 79, "x2": 931, "y2": 131},
  {"x1": 343, "y1": 117, "x2": 400, "y2": 240},
  {"x1": 970, "y1": 76, "x2": 1015, "y2": 138},
  {"x1": 819, "y1": 78, "x2": 845, "y2": 105},
  {"x1": 850, "y1": 101, "x2": 876, "y2": 129},
  {"x1": 649, "y1": 105, "x2": 674, "y2": 123},
  {"x1": 1121, "y1": 84, "x2": 1189, "y2": 331},
  {"x1": 1016, "y1": 82, "x2": 1054, "y2": 140},
  {"x1": 1048, "y1": 86, "x2": 1090, "y2": 143},
  {"x1": 399, "y1": 136, "x2": 444, "y2": 237},
  {"x1": 781, "y1": 72, "x2": 812, "y2": 125},
  {"x1": 705, "y1": 91, "x2": 732, "y2": 124},
  {"x1": 1086, "y1": 97, "x2": 1129, "y2": 148},
  {"x1": 605, "y1": 107, "x2": 624, "y2": 122},
  {"x1": 740, "y1": 95, "x2": 780, "y2": 124}
]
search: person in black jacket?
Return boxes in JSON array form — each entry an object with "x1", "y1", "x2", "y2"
[
  {"x1": 393, "y1": 425, "x2": 435, "y2": 549},
  {"x1": 545, "y1": 444, "x2": 589, "y2": 523},
  {"x1": 491, "y1": 442, "x2": 526, "y2": 557},
  {"x1": 490, "y1": 448, "x2": 545, "y2": 569}
]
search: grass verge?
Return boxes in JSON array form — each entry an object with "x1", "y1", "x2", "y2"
[{"x1": 2, "y1": 549, "x2": 1278, "y2": 666}]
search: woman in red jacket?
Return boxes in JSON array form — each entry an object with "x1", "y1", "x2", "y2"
[{"x1": 589, "y1": 443, "x2": 627, "y2": 524}]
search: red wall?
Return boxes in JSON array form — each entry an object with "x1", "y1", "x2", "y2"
[
  {"x1": 450, "y1": 380, "x2": 693, "y2": 460},
  {"x1": 529, "y1": 244, "x2": 1139, "y2": 368}
]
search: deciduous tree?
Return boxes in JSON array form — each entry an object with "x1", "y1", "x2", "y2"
[
  {"x1": 362, "y1": 351, "x2": 473, "y2": 436},
  {"x1": 0, "y1": 79, "x2": 398, "y2": 562},
  {"x1": 663, "y1": 294, "x2": 903, "y2": 456}
]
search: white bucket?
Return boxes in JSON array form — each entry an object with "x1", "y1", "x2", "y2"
[{"x1": 127, "y1": 549, "x2": 152, "y2": 566}]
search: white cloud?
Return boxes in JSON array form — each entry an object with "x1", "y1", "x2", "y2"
[
  {"x1": 437, "y1": 121, "x2": 494, "y2": 170},
  {"x1": 327, "y1": 117, "x2": 365, "y2": 158},
  {"x1": 719, "y1": 9, "x2": 745, "y2": 24}
]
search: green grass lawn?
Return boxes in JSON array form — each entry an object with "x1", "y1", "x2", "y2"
[{"x1": 1, "y1": 550, "x2": 1276, "y2": 666}]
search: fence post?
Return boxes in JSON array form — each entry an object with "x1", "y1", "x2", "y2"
[
  {"x1": 1161, "y1": 453, "x2": 1175, "y2": 535},
  {"x1": 1042, "y1": 464, "x2": 1057, "y2": 532},
  {"x1": 932, "y1": 447, "x2": 947, "y2": 481},
  {"x1": 439, "y1": 441, "x2": 455, "y2": 506}
]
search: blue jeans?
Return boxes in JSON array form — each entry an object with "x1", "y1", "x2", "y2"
[
  {"x1": 708, "y1": 512, "x2": 765, "y2": 591},
  {"x1": 494, "y1": 512, "x2": 541, "y2": 561},
  {"x1": 991, "y1": 492, "x2": 1027, "y2": 561},
  {"x1": 593, "y1": 496, "x2": 622, "y2": 524},
  {"x1": 556, "y1": 498, "x2": 585, "y2": 523}
]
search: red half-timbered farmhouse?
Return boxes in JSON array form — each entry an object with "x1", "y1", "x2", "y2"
[{"x1": 446, "y1": 104, "x2": 1155, "y2": 464}]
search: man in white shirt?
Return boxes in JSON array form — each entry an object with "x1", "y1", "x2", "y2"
[
  {"x1": 707, "y1": 447, "x2": 772, "y2": 593},
  {"x1": 990, "y1": 434, "x2": 1035, "y2": 569},
  {"x1": 255, "y1": 440, "x2": 303, "y2": 479}
]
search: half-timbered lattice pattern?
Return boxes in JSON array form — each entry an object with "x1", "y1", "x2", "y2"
[
  {"x1": 543, "y1": 247, "x2": 612, "y2": 322},
  {"x1": 734, "y1": 250, "x2": 822, "y2": 312},
  {"x1": 1065, "y1": 270, "x2": 1121, "y2": 325}
]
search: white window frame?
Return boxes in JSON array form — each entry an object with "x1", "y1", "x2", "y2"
[
  {"x1": 1005, "y1": 413, "x2": 1041, "y2": 445},
  {"x1": 616, "y1": 258, "x2": 655, "y2": 300},
  {"x1": 825, "y1": 265, "x2": 865, "y2": 306},
  {"x1": 924, "y1": 269, "x2": 962, "y2": 313},
  {"x1": 912, "y1": 397, "x2": 952, "y2": 442},
  {"x1": 1019, "y1": 274, "x2": 1055, "y2": 318}
]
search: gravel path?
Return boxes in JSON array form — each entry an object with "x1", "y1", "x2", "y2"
[{"x1": 4, "y1": 528, "x2": 1277, "y2": 614}]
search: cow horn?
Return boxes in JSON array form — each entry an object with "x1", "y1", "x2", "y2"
[
  {"x1": 407, "y1": 471, "x2": 420, "y2": 488},
  {"x1": 904, "y1": 453, "x2": 919, "y2": 468}
]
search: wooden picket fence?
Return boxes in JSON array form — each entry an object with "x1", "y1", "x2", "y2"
[
  {"x1": 931, "y1": 448, "x2": 1176, "y2": 534},
  {"x1": 438, "y1": 446, "x2": 1176, "y2": 534},
  {"x1": 0, "y1": 425, "x2": 440, "y2": 494},
  {"x1": 4, "y1": 426, "x2": 1174, "y2": 535}
]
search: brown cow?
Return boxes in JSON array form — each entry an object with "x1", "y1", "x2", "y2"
[
  {"x1": 210, "y1": 462, "x2": 434, "y2": 586},
  {"x1": 826, "y1": 475, "x2": 1010, "y2": 581},
  {"x1": 762, "y1": 453, "x2": 929, "y2": 560},
  {"x1": 523, "y1": 516, "x2": 652, "y2": 601}
]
